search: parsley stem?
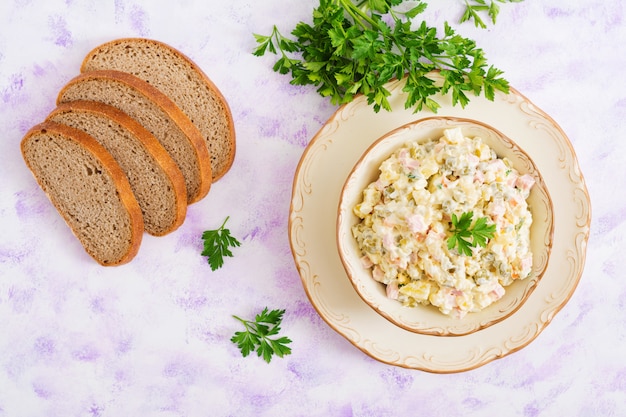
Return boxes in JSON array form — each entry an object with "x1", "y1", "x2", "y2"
[
  {"x1": 338, "y1": 0, "x2": 379, "y2": 29},
  {"x1": 389, "y1": 8, "x2": 401, "y2": 22},
  {"x1": 232, "y1": 315, "x2": 249, "y2": 329},
  {"x1": 270, "y1": 26, "x2": 291, "y2": 59},
  {"x1": 233, "y1": 315, "x2": 257, "y2": 337},
  {"x1": 220, "y1": 215, "x2": 230, "y2": 230}
]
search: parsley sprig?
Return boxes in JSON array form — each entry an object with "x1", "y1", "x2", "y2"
[
  {"x1": 447, "y1": 211, "x2": 496, "y2": 256},
  {"x1": 231, "y1": 308, "x2": 293, "y2": 363},
  {"x1": 253, "y1": 0, "x2": 512, "y2": 113},
  {"x1": 461, "y1": 0, "x2": 524, "y2": 29},
  {"x1": 201, "y1": 216, "x2": 241, "y2": 271}
]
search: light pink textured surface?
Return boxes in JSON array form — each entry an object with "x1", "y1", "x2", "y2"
[{"x1": 0, "y1": 1, "x2": 618, "y2": 415}]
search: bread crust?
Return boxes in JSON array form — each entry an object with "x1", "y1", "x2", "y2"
[
  {"x1": 21, "y1": 121, "x2": 144, "y2": 266},
  {"x1": 47, "y1": 100, "x2": 188, "y2": 236},
  {"x1": 81, "y1": 38, "x2": 236, "y2": 182},
  {"x1": 57, "y1": 70, "x2": 212, "y2": 204}
]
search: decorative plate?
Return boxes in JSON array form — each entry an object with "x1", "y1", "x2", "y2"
[
  {"x1": 289, "y1": 74, "x2": 591, "y2": 373},
  {"x1": 337, "y1": 117, "x2": 554, "y2": 336}
]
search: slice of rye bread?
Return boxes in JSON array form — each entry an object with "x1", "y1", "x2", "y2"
[
  {"x1": 21, "y1": 121, "x2": 144, "y2": 266},
  {"x1": 57, "y1": 70, "x2": 212, "y2": 204},
  {"x1": 81, "y1": 38, "x2": 236, "y2": 182},
  {"x1": 47, "y1": 101, "x2": 187, "y2": 236}
]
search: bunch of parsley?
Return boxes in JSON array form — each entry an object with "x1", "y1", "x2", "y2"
[{"x1": 254, "y1": 0, "x2": 521, "y2": 113}]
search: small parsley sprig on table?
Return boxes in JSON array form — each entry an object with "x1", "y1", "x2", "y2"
[
  {"x1": 201, "y1": 216, "x2": 241, "y2": 271},
  {"x1": 253, "y1": 0, "x2": 514, "y2": 113},
  {"x1": 231, "y1": 308, "x2": 293, "y2": 363},
  {"x1": 447, "y1": 211, "x2": 496, "y2": 256},
  {"x1": 461, "y1": 0, "x2": 524, "y2": 29}
]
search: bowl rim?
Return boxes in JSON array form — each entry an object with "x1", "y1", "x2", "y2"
[{"x1": 336, "y1": 116, "x2": 555, "y2": 336}]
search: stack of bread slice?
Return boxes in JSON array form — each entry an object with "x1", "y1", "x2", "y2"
[{"x1": 21, "y1": 38, "x2": 236, "y2": 266}]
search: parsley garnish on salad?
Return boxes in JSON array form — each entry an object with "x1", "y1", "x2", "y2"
[{"x1": 447, "y1": 211, "x2": 496, "y2": 256}]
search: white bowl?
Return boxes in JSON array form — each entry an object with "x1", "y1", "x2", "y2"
[{"x1": 336, "y1": 117, "x2": 554, "y2": 336}]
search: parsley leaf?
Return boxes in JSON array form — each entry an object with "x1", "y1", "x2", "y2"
[
  {"x1": 447, "y1": 211, "x2": 496, "y2": 256},
  {"x1": 253, "y1": 0, "x2": 517, "y2": 113},
  {"x1": 231, "y1": 308, "x2": 292, "y2": 363},
  {"x1": 201, "y1": 216, "x2": 241, "y2": 271},
  {"x1": 460, "y1": 0, "x2": 525, "y2": 28}
]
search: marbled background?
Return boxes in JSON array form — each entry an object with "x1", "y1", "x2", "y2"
[{"x1": 0, "y1": 1, "x2": 622, "y2": 416}]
